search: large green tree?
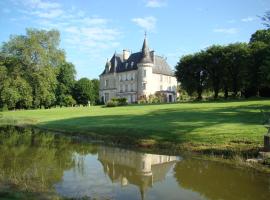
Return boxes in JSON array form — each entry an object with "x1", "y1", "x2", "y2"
[
  {"x1": 56, "y1": 62, "x2": 76, "y2": 107},
  {"x1": 175, "y1": 52, "x2": 208, "y2": 100},
  {"x1": 73, "y1": 78, "x2": 94, "y2": 106},
  {"x1": 1, "y1": 29, "x2": 67, "y2": 109},
  {"x1": 204, "y1": 45, "x2": 225, "y2": 99}
]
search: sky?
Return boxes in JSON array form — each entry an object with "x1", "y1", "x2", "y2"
[{"x1": 0, "y1": 0, "x2": 269, "y2": 79}]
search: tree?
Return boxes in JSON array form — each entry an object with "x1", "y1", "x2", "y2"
[
  {"x1": 222, "y1": 43, "x2": 250, "y2": 97},
  {"x1": 32, "y1": 66, "x2": 57, "y2": 108},
  {"x1": 73, "y1": 78, "x2": 93, "y2": 105},
  {"x1": 244, "y1": 41, "x2": 269, "y2": 97},
  {"x1": 204, "y1": 45, "x2": 225, "y2": 99},
  {"x1": 91, "y1": 79, "x2": 100, "y2": 104},
  {"x1": 175, "y1": 52, "x2": 208, "y2": 100},
  {"x1": 56, "y1": 62, "x2": 76, "y2": 106},
  {"x1": 250, "y1": 29, "x2": 270, "y2": 44},
  {"x1": 1, "y1": 28, "x2": 67, "y2": 109},
  {"x1": 261, "y1": 10, "x2": 270, "y2": 29}
]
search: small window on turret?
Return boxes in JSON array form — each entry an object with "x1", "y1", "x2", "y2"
[{"x1": 143, "y1": 70, "x2": 146, "y2": 77}]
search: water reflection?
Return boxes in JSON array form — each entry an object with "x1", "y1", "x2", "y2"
[
  {"x1": 98, "y1": 146, "x2": 178, "y2": 199},
  {"x1": 0, "y1": 126, "x2": 270, "y2": 200}
]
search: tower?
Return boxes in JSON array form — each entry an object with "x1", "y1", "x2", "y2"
[{"x1": 137, "y1": 34, "x2": 154, "y2": 99}]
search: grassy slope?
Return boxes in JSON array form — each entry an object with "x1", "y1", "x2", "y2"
[{"x1": 1, "y1": 100, "x2": 270, "y2": 150}]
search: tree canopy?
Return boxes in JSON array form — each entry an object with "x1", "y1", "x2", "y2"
[{"x1": 0, "y1": 29, "x2": 100, "y2": 110}]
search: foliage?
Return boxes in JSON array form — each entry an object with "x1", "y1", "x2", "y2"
[
  {"x1": 105, "y1": 97, "x2": 127, "y2": 107},
  {"x1": 73, "y1": 78, "x2": 93, "y2": 106},
  {"x1": 175, "y1": 28, "x2": 270, "y2": 100},
  {"x1": 0, "y1": 29, "x2": 99, "y2": 110},
  {"x1": 261, "y1": 10, "x2": 270, "y2": 29}
]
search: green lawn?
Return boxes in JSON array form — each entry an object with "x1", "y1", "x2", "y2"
[{"x1": 1, "y1": 99, "x2": 270, "y2": 149}]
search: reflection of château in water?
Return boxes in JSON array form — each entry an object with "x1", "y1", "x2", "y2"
[{"x1": 97, "y1": 146, "x2": 178, "y2": 200}]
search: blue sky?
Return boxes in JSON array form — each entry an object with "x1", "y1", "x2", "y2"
[{"x1": 0, "y1": 0, "x2": 269, "y2": 79}]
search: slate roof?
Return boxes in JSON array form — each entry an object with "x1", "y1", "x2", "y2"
[{"x1": 101, "y1": 38, "x2": 174, "y2": 76}]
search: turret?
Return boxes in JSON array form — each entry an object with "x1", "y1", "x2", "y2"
[{"x1": 137, "y1": 34, "x2": 154, "y2": 98}]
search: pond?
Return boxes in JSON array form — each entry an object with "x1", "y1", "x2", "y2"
[{"x1": 0, "y1": 126, "x2": 269, "y2": 200}]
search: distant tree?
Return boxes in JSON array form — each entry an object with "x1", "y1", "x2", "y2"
[
  {"x1": 56, "y1": 62, "x2": 76, "y2": 106},
  {"x1": 73, "y1": 78, "x2": 93, "y2": 106},
  {"x1": 222, "y1": 43, "x2": 250, "y2": 97},
  {"x1": 250, "y1": 29, "x2": 270, "y2": 44},
  {"x1": 204, "y1": 45, "x2": 225, "y2": 99},
  {"x1": 91, "y1": 79, "x2": 100, "y2": 104},
  {"x1": 175, "y1": 52, "x2": 208, "y2": 100}
]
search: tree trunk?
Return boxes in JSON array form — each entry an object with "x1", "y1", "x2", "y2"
[
  {"x1": 224, "y1": 86, "x2": 228, "y2": 99},
  {"x1": 214, "y1": 87, "x2": 219, "y2": 99},
  {"x1": 197, "y1": 87, "x2": 203, "y2": 100}
]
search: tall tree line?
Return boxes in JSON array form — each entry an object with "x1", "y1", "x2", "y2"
[
  {"x1": 0, "y1": 29, "x2": 99, "y2": 110},
  {"x1": 175, "y1": 25, "x2": 270, "y2": 100}
]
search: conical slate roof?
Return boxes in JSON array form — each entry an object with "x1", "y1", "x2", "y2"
[{"x1": 140, "y1": 37, "x2": 153, "y2": 64}]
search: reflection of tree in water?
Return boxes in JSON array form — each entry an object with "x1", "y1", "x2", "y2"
[
  {"x1": 174, "y1": 158, "x2": 270, "y2": 200},
  {"x1": 0, "y1": 126, "x2": 97, "y2": 194}
]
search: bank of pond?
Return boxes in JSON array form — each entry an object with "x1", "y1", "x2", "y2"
[{"x1": 0, "y1": 126, "x2": 269, "y2": 200}]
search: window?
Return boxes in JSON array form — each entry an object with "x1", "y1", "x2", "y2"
[
  {"x1": 105, "y1": 93, "x2": 109, "y2": 102},
  {"x1": 125, "y1": 84, "x2": 128, "y2": 92},
  {"x1": 168, "y1": 86, "x2": 171, "y2": 91},
  {"x1": 160, "y1": 85, "x2": 163, "y2": 91},
  {"x1": 160, "y1": 75, "x2": 163, "y2": 81},
  {"x1": 143, "y1": 83, "x2": 146, "y2": 90},
  {"x1": 143, "y1": 69, "x2": 146, "y2": 77},
  {"x1": 128, "y1": 84, "x2": 130, "y2": 91},
  {"x1": 169, "y1": 77, "x2": 171, "y2": 84},
  {"x1": 120, "y1": 84, "x2": 123, "y2": 92},
  {"x1": 131, "y1": 73, "x2": 134, "y2": 80},
  {"x1": 105, "y1": 79, "x2": 109, "y2": 87},
  {"x1": 125, "y1": 74, "x2": 128, "y2": 81},
  {"x1": 131, "y1": 84, "x2": 133, "y2": 92}
]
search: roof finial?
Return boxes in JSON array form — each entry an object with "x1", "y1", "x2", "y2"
[{"x1": 144, "y1": 31, "x2": 147, "y2": 39}]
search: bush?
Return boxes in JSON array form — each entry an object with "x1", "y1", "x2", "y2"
[
  {"x1": 106, "y1": 100, "x2": 118, "y2": 107},
  {"x1": 117, "y1": 98, "x2": 128, "y2": 106},
  {"x1": 105, "y1": 97, "x2": 127, "y2": 107}
]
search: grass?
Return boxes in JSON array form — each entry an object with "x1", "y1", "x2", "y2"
[{"x1": 1, "y1": 99, "x2": 270, "y2": 155}]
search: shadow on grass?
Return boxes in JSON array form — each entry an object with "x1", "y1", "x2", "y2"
[{"x1": 38, "y1": 104, "x2": 270, "y2": 146}]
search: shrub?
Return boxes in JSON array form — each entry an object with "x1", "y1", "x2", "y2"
[
  {"x1": 117, "y1": 98, "x2": 128, "y2": 106},
  {"x1": 105, "y1": 97, "x2": 127, "y2": 107},
  {"x1": 106, "y1": 100, "x2": 118, "y2": 107}
]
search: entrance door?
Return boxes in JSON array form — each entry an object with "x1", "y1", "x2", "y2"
[{"x1": 168, "y1": 95, "x2": 172, "y2": 102}]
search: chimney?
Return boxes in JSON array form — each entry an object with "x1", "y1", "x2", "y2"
[{"x1": 123, "y1": 49, "x2": 130, "y2": 61}]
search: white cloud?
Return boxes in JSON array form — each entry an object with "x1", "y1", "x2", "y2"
[
  {"x1": 31, "y1": 9, "x2": 64, "y2": 19},
  {"x1": 146, "y1": 0, "x2": 167, "y2": 8},
  {"x1": 22, "y1": 0, "x2": 61, "y2": 9},
  {"x1": 10, "y1": 0, "x2": 121, "y2": 58},
  {"x1": 241, "y1": 17, "x2": 255, "y2": 22},
  {"x1": 132, "y1": 16, "x2": 157, "y2": 31},
  {"x1": 213, "y1": 28, "x2": 238, "y2": 34}
]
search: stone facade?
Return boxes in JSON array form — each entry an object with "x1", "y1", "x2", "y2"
[{"x1": 99, "y1": 37, "x2": 178, "y2": 103}]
